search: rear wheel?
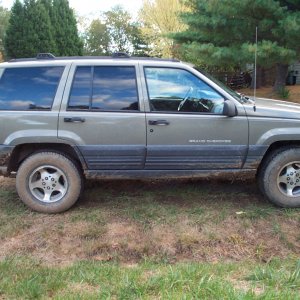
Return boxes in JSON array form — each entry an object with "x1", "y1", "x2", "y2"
[
  {"x1": 16, "y1": 152, "x2": 83, "y2": 213},
  {"x1": 258, "y1": 148, "x2": 300, "y2": 208}
]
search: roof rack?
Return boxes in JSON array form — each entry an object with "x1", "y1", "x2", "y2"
[
  {"x1": 112, "y1": 52, "x2": 131, "y2": 58},
  {"x1": 36, "y1": 53, "x2": 56, "y2": 59},
  {"x1": 8, "y1": 52, "x2": 180, "y2": 63}
]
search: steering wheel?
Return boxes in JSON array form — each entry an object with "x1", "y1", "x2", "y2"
[
  {"x1": 197, "y1": 99, "x2": 210, "y2": 111},
  {"x1": 178, "y1": 87, "x2": 193, "y2": 111}
]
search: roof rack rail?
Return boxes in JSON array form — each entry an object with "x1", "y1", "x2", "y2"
[
  {"x1": 112, "y1": 52, "x2": 130, "y2": 58},
  {"x1": 36, "y1": 53, "x2": 56, "y2": 59},
  {"x1": 8, "y1": 54, "x2": 180, "y2": 63}
]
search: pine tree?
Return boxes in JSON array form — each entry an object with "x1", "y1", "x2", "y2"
[
  {"x1": 174, "y1": 0, "x2": 300, "y2": 91},
  {"x1": 5, "y1": 0, "x2": 83, "y2": 58},
  {"x1": 4, "y1": 0, "x2": 26, "y2": 58},
  {"x1": 5, "y1": 0, "x2": 56, "y2": 58},
  {"x1": 280, "y1": 0, "x2": 300, "y2": 11},
  {"x1": 22, "y1": 0, "x2": 56, "y2": 57},
  {"x1": 51, "y1": 0, "x2": 83, "y2": 56}
]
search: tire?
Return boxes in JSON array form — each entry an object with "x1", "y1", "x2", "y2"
[
  {"x1": 258, "y1": 147, "x2": 300, "y2": 208},
  {"x1": 16, "y1": 152, "x2": 83, "y2": 213}
]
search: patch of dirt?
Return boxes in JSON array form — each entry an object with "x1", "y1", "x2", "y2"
[
  {"x1": 0, "y1": 213, "x2": 298, "y2": 266},
  {"x1": 58, "y1": 283, "x2": 98, "y2": 297},
  {"x1": 230, "y1": 279, "x2": 265, "y2": 296},
  {"x1": 0, "y1": 178, "x2": 299, "y2": 266},
  {"x1": 238, "y1": 85, "x2": 300, "y2": 103},
  {"x1": 0, "y1": 215, "x2": 86, "y2": 266},
  {"x1": 0, "y1": 177, "x2": 14, "y2": 189},
  {"x1": 151, "y1": 224, "x2": 178, "y2": 255}
]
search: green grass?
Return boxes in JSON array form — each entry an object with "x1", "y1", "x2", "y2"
[
  {"x1": 0, "y1": 257, "x2": 299, "y2": 299},
  {"x1": 277, "y1": 87, "x2": 291, "y2": 99},
  {"x1": 0, "y1": 178, "x2": 300, "y2": 299},
  {"x1": 245, "y1": 259, "x2": 300, "y2": 291},
  {"x1": 0, "y1": 189, "x2": 33, "y2": 240}
]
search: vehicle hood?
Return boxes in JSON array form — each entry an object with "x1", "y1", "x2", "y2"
[{"x1": 243, "y1": 97, "x2": 300, "y2": 119}]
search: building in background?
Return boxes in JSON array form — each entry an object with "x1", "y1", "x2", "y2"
[{"x1": 288, "y1": 62, "x2": 300, "y2": 85}]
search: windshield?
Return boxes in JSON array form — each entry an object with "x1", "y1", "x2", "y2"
[{"x1": 194, "y1": 68, "x2": 244, "y2": 103}]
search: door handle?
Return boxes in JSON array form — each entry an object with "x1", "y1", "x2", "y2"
[
  {"x1": 148, "y1": 120, "x2": 170, "y2": 126},
  {"x1": 64, "y1": 117, "x2": 85, "y2": 123}
]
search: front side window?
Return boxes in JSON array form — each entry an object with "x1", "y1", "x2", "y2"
[
  {"x1": 0, "y1": 66, "x2": 64, "y2": 110},
  {"x1": 68, "y1": 66, "x2": 139, "y2": 111},
  {"x1": 144, "y1": 67, "x2": 225, "y2": 113}
]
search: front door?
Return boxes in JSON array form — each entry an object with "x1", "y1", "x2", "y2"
[
  {"x1": 58, "y1": 63, "x2": 146, "y2": 170},
  {"x1": 142, "y1": 67, "x2": 248, "y2": 170}
]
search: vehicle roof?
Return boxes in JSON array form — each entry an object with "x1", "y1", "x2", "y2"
[
  {"x1": 10, "y1": 56, "x2": 180, "y2": 63},
  {"x1": 0, "y1": 57, "x2": 187, "y2": 69}
]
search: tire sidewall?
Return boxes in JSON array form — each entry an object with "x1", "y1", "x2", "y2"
[
  {"x1": 16, "y1": 152, "x2": 82, "y2": 213},
  {"x1": 262, "y1": 148, "x2": 300, "y2": 208}
]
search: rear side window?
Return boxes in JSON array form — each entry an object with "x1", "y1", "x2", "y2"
[
  {"x1": 68, "y1": 66, "x2": 139, "y2": 111},
  {"x1": 0, "y1": 66, "x2": 64, "y2": 110}
]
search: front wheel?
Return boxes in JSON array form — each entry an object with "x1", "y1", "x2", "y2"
[
  {"x1": 258, "y1": 148, "x2": 300, "y2": 208},
  {"x1": 16, "y1": 152, "x2": 83, "y2": 213}
]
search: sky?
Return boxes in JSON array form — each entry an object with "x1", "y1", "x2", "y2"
[{"x1": 1, "y1": 0, "x2": 143, "y2": 18}]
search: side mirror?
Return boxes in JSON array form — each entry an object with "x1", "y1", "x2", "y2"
[{"x1": 223, "y1": 100, "x2": 237, "y2": 117}]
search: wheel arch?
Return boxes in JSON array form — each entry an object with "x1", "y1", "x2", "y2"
[
  {"x1": 257, "y1": 140, "x2": 300, "y2": 176},
  {"x1": 7, "y1": 143, "x2": 87, "y2": 174}
]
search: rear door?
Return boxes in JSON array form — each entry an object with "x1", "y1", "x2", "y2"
[
  {"x1": 141, "y1": 66, "x2": 248, "y2": 170},
  {"x1": 0, "y1": 63, "x2": 68, "y2": 146},
  {"x1": 58, "y1": 61, "x2": 146, "y2": 170}
]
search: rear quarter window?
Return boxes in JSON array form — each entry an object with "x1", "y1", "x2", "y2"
[{"x1": 0, "y1": 66, "x2": 64, "y2": 110}]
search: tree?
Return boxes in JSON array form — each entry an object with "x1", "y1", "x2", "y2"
[
  {"x1": 5, "y1": 0, "x2": 82, "y2": 59},
  {"x1": 0, "y1": 4, "x2": 10, "y2": 59},
  {"x1": 138, "y1": 0, "x2": 188, "y2": 58},
  {"x1": 280, "y1": 0, "x2": 300, "y2": 11},
  {"x1": 103, "y1": 5, "x2": 135, "y2": 53},
  {"x1": 174, "y1": 0, "x2": 300, "y2": 91},
  {"x1": 130, "y1": 22, "x2": 149, "y2": 56},
  {"x1": 50, "y1": 0, "x2": 83, "y2": 56},
  {"x1": 84, "y1": 6, "x2": 149, "y2": 56},
  {"x1": 4, "y1": 0, "x2": 26, "y2": 58},
  {"x1": 84, "y1": 19, "x2": 110, "y2": 55},
  {"x1": 23, "y1": 0, "x2": 57, "y2": 56},
  {"x1": 5, "y1": 0, "x2": 56, "y2": 58}
]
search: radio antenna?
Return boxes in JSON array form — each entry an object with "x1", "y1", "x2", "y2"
[{"x1": 253, "y1": 27, "x2": 258, "y2": 112}]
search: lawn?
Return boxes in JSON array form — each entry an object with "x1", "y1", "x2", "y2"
[{"x1": 0, "y1": 176, "x2": 299, "y2": 299}]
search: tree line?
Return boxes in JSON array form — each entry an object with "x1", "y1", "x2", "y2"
[
  {"x1": 4, "y1": 0, "x2": 82, "y2": 58},
  {"x1": 0, "y1": 0, "x2": 299, "y2": 92}
]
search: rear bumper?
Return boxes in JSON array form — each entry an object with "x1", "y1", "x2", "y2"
[{"x1": 0, "y1": 145, "x2": 14, "y2": 176}]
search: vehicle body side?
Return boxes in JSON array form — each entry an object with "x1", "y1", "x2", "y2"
[{"x1": 0, "y1": 58, "x2": 300, "y2": 180}]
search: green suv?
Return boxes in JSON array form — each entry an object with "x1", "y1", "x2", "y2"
[{"x1": 0, "y1": 53, "x2": 300, "y2": 213}]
